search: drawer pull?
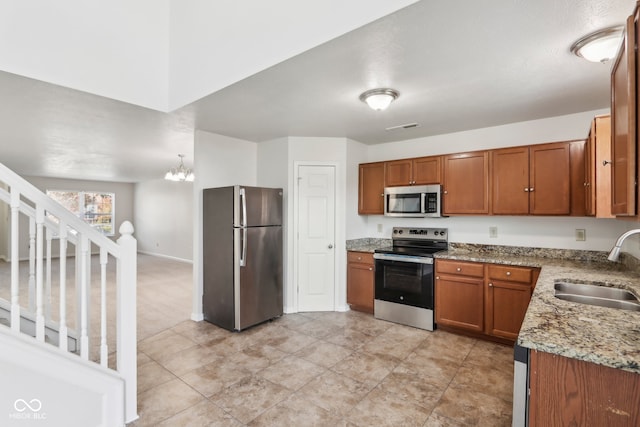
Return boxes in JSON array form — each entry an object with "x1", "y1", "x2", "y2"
[
  {"x1": 369, "y1": 267, "x2": 373, "y2": 271},
  {"x1": 456, "y1": 267, "x2": 461, "y2": 272},
  {"x1": 357, "y1": 256, "x2": 362, "y2": 261},
  {"x1": 436, "y1": 276, "x2": 439, "y2": 280},
  {"x1": 506, "y1": 271, "x2": 511, "y2": 276}
]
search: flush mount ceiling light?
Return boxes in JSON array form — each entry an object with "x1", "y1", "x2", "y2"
[
  {"x1": 359, "y1": 88, "x2": 399, "y2": 111},
  {"x1": 570, "y1": 26, "x2": 624, "y2": 63},
  {"x1": 164, "y1": 154, "x2": 194, "y2": 182}
]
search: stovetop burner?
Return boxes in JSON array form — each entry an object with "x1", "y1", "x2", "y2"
[{"x1": 375, "y1": 227, "x2": 448, "y2": 257}]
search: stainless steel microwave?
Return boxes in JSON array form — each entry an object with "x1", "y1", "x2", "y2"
[{"x1": 384, "y1": 184, "x2": 443, "y2": 217}]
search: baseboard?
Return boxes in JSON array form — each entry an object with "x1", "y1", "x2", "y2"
[
  {"x1": 191, "y1": 313, "x2": 204, "y2": 322},
  {"x1": 138, "y1": 250, "x2": 193, "y2": 264}
]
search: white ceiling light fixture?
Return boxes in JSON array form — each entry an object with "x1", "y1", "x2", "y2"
[
  {"x1": 570, "y1": 26, "x2": 624, "y2": 63},
  {"x1": 164, "y1": 154, "x2": 194, "y2": 182},
  {"x1": 359, "y1": 88, "x2": 400, "y2": 111}
]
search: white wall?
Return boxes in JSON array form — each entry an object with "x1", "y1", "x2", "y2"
[
  {"x1": 134, "y1": 179, "x2": 193, "y2": 262},
  {"x1": 0, "y1": 0, "x2": 169, "y2": 111},
  {"x1": 192, "y1": 131, "x2": 258, "y2": 320},
  {"x1": 257, "y1": 138, "x2": 290, "y2": 309},
  {"x1": 349, "y1": 109, "x2": 635, "y2": 252}
]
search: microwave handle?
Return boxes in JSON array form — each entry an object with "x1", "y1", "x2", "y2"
[{"x1": 421, "y1": 192, "x2": 427, "y2": 213}]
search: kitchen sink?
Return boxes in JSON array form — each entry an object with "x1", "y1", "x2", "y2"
[{"x1": 554, "y1": 281, "x2": 640, "y2": 312}]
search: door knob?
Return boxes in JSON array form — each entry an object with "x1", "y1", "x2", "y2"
[{"x1": 328, "y1": 244, "x2": 333, "y2": 249}]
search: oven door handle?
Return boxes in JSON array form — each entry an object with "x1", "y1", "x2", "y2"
[{"x1": 373, "y1": 253, "x2": 434, "y2": 264}]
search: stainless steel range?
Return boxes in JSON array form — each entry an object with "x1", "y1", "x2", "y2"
[{"x1": 373, "y1": 227, "x2": 448, "y2": 331}]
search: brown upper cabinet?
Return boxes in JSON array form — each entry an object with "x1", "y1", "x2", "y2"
[
  {"x1": 443, "y1": 151, "x2": 490, "y2": 215},
  {"x1": 358, "y1": 162, "x2": 385, "y2": 215},
  {"x1": 385, "y1": 156, "x2": 441, "y2": 187},
  {"x1": 585, "y1": 115, "x2": 614, "y2": 218},
  {"x1": 611, "y1": 11, "x2": 638, "y2": 217},
  {"x1": 491, "y1": 142, "x2": 574, "y2": 215}
]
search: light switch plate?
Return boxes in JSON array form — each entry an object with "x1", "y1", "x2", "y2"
[
  {"x1": 575, "y1": 229, "x2": 586, "y2": 241},
  {"x1": 489, "y1": 226, "x2": 498, "y2": 238},
  {"x1": 377, "y1": 223, "x2": 383, "y2": 233}
]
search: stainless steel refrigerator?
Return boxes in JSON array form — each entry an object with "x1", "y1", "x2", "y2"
[{"x1": 203, "y1": 185, "x2": 283, "y2": 331}]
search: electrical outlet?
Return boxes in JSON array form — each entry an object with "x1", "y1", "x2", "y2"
[
  {"x1": 489, "y1": 226, "x2": 498, "y2": 238},
  {"x1": 377, "y1": 223, "x2": 383, "y2": 233},
  {"x1": 575, "y1": 229, "x2": 586, "y2": 241}
]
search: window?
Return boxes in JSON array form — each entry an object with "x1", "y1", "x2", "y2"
[{"x1": 46, "y1": 190, "x2": 115, "y2": 236}]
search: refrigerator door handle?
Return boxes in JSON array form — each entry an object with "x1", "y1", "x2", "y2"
[
  {"x1": 240, "y1": 187, "x2": 247, "y2": 227},
  {"x1": 240, "y1": 227, "x2": 247, "y2": 267}
]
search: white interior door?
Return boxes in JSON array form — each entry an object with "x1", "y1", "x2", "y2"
[{"x1": 297, "y1": 165, "x2": 336, "y2": 312}]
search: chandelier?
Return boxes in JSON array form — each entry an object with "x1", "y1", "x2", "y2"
[{"x1": 164, "y1": 154, "x2": 194, "y2": 182}]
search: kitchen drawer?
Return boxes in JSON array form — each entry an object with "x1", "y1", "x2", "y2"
[
  {"x1": 436, "y1": 259, "x2": 484, "y2": 278},
  {"x1": 487, "y1": 264, "x2": 532, "y2": 284},
  {"x1": 348, "y1": 251, "x2": 374, "y2": 264}
]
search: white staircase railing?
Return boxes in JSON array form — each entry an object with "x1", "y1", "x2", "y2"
[{"x1": 0, "y1": 162, "x2": 137, "y2": 424}]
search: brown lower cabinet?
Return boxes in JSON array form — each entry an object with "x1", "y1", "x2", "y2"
[
  {"x1": 346, "y1": 251, "x2": 374, "y2": 313},
  {"x1": 435, "y1": 259, "x2": 539, "y2": 342},
  {"x1": 529, "y1": 350, "x2": 640, "y2": 426}
]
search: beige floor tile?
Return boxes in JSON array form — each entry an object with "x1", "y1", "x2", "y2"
[
  {"x1": 138, "y1": 360, "x2": 178, "y2": 394},
  {"x1": 282, "y1": 317, "x2": 344, "y2": 339},
  {"x1": 424, "y1": 412, "x2": 468, "y2": 427},
  {"x1": 348, "y1": 386, "x2": 432, "y2": 427},
  {"x1": 451, "y1": 364, "x2": 514, "y2": 403},
  {"x1": 135, "y1": 378, "x2": 205, "y2": 426},
  {"x1": 170, "y1": 319, "x2": 229, "y2": 345},
  {"x1": 379, "y1": 366, "x2": 446, "y2": 410},
  {"x1": 228, "y1": 343, "x2": 287, "y2": 373},
  {"x1": 295, "y1": 339, "x2": 353, "y2": 368},
  {"x1": 259, "y1": 326, "x2": 318, "y2": 353},
  {"x1": 156, "y1": 400, "x2": 242, "y2": 427},
  {"x1": 180, "y1": 358, "x2": 253, "y2": 398},
  {"x1": 399, "y1": 354, "x2": 461, "y2": 386},
  {"x1": 258, "y1": 355, "x2": 326, "y2": 390},
  {"x1": 324, "y1": 327, "x2": 373, "y2": 350},
  {"x1": 155, "y1": 344, "x2": 221, "y2": 376},
  {"x1": 465, "y1": 340, "x2": 515, "y2": 374},
  {"x1": 361, "y1": 334, "x2": 422, "y2": 360},
  {"x1": 431, "y1": 382, "x2": 512, "y2": 426},
  {"x1": 331, "y1": 350, "x2": 399, "y2": 387},
  {"x1": 299, "y1": 370, "x2": 374, "y2": 416},
  {"x1": 138, "y1": 329, "x2": 197, "y2": 360},
  {"x1": 210, "y1": 376, "x2": 292, "y2": 424},
  {"x1": 248, "y1": 394, "x2": 348, "y2": 427}
]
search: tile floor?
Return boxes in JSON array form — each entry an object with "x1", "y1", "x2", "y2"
[{"x1": 130, "y1": 255, "x2": 515, "y2": 427}]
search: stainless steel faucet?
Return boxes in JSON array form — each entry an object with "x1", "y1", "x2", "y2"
[{"x1": 608, "y1": 229, "x2": 640, "y2": 261}]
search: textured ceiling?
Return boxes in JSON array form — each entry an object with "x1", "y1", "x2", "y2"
[{"x1": 0, "y1": 0, "x2": 634, "y2": 182}]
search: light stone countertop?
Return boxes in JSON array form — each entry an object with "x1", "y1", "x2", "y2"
[
  {"x1": 435, "y1": 245, "x2": 640, "y2": 374},
  {"x1": 346, "y1": 238, "x2": 391, "y2": 253}
]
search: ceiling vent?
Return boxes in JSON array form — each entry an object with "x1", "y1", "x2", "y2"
[{"x1": 385, "y1": 123, "x2": 419, "y2": 131}]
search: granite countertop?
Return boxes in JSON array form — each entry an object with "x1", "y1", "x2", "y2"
[
  {"x1": 435, "y1": 244, "x2": 640, "y2": 374},
  {"x1": 346, "y1": 239, "x2": 640, "y2": 373},
  {"x1": 346, "y1": 238, "x2": 391, "y2": 253}
]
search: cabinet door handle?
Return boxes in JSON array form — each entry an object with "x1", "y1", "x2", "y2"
[
  {"x1": 489, "y1": 283, "x2": 493, "y2": 287},
  {"x1": 369, "y1": 267, "x2": 373, "y2": 271},
  {"x1": 529, "y1": 187, "x2": 534, "y2": 192},
  {"x1": 524, "y1": 188, "x2": 529, "y2": 192},
  {"x1": 443, "y1": 190, "x2": 448, "y2": 195},
  {"x1": 436, "y1": 276, "x2": 440, "y2": 280},
  {"x1": 603, "y1": 160, "x2": 612, "y2": 166}
]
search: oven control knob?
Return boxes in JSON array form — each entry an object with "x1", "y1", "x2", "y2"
[
  {"x1": 398, "y1": 230, "x2": 403, "y2": 234},
  {"x1": 400, "y1": 296, "x2": 404, "y2": 300}
]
